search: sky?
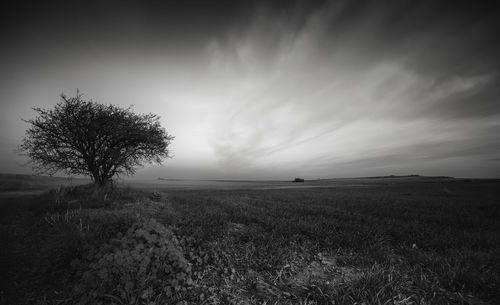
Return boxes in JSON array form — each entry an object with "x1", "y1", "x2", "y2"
[{"x1": 1, "y1": 0, "x2": 499, "y2": 179}]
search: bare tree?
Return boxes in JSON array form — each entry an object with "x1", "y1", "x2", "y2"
[{"x1": 19, "y1": 92, "x2": 174, "y2": 187}]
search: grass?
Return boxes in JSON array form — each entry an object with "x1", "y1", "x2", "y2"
[
  {"x1": 0, "y1": 173, "x2": 88, "y2": 193},
  {"x1": 1, "y1": 176, "x2": 499, "y2": 304}
]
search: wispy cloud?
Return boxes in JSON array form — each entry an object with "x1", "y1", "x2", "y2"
[{"x1": 200, "y1": 2, "x2": 500, "y2": 176}]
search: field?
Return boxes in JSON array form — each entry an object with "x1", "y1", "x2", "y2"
[{"x1": 1, "y1": 174, "x2": 499, "y2": 304}]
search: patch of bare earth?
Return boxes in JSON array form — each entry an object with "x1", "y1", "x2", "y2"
[
  {"x1": 290, "y1": 253, "x2": 364, "y2": 289},
  {"x1": 221, "y1": 222, "x2": 366, "y2": 303}
]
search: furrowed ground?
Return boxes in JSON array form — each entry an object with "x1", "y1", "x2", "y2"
[{"x1": 1, "y1": 176, "x2": 499, "y2": 304}]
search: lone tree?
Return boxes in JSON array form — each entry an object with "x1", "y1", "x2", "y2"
[{"x1": 19, "y1": 92, "x2": 174, "y2": 187}]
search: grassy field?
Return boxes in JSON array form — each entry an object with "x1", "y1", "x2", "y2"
[
  {"x1": 1, "y1": 174, "x2": 499, "y2": 304},
  {"x1": 0, "y1": 173, "x2": 89, "y2": 198}
]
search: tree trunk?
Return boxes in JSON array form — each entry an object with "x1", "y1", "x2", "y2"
[
  {"x1": 91, "y1": 170, "x2": 106, "y2": 188},
  {"x1": 90, "y1": 173, "x2": 112, "y2": 200},
  {"x1": 95, "y1": 177, "x2": 111, "y2": 188}
]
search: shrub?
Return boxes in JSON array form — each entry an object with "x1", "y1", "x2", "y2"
[
  {"x1": 72, "y1": 218, "x2": 192, "y2": 304},
  {"x1": 36, "y1": 209, "x2": 137, "y2": 276}
]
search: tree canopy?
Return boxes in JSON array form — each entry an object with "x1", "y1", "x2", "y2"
[{"x1": 19, "y1": 92, "x2": 174, "y2": 186}]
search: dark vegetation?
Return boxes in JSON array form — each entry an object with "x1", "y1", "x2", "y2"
[
  {"x1": 0, "y1": 173, "x2": 88, "y2": 192},
  {"x1": 1, "y1": 176, "x2": 499, "y2": 304},
  {"x1": 18, "y1": 92, "x2": 173, "y2": 187}
]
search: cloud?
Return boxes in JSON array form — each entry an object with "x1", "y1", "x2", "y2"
[
  {"x1": 198, "y1": 1, "x2": 500, "y2": 177},
  {"x1": 429, "y1": 75, "x2": 490, "y2": 100}
]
